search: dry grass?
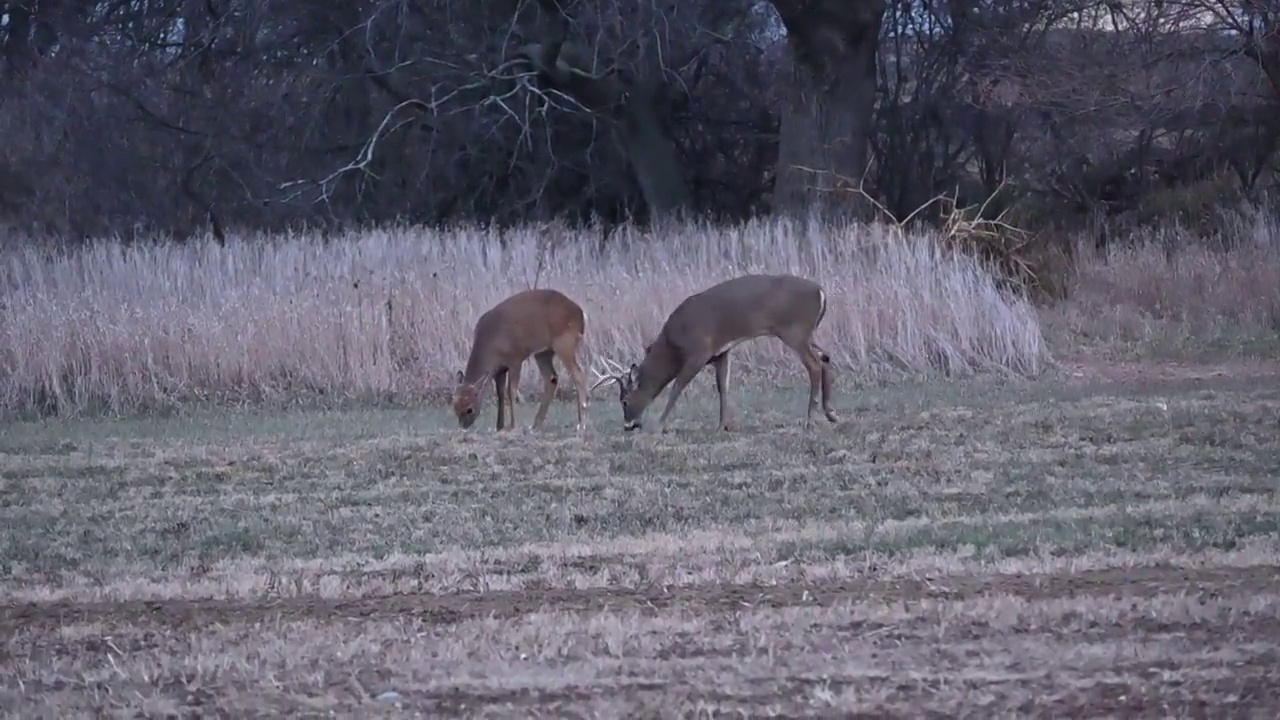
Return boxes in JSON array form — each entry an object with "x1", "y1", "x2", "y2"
[
  {"x1": 3, "y1": 374, "x2": 1279, "y2": 604},
  {"x1": 3, "y1": 216, "x2": 1047, "y2": 418},
  {"x1": 2, "y1": 211, "x2": 1280, "y2": 714},
  {"x1": 1046, "y1": 211, "x2": 1280, "y2": 359},
  {"x1": 7, "y1": 582, "x2": 1278, "y2": 716},
  {"x1": 3, "y1": 212, "x2": 1278, "y2": 421},
  {"x1": 1, "y1": 368, "x2": 1279, "y2": 714}
]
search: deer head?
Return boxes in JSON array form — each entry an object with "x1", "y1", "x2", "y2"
[
  {"x1": 451, "y1": 370, "x2": 485, "y2": 429},
  {"x1": 590, "y1": 341, "x2": 672, "y2": 431}
]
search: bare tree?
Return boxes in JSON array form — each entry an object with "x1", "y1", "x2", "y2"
[
  {"x1": 0, "y1": 0, "x2": 1274, "y2": 241},
  {"x1": 769, "y1": 0, "x2": 886, "y2": 219},
  {"x1": 505, "y1": 0, "x2": 694, "y2": 222}
]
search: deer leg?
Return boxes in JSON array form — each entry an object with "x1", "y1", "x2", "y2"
[
  {"x1": 779, "y1": 337, "x2": 824, "y2": 428},
  {"x1": 506, "y1": 361, "x2": 523, "y2": 429},
  {"x1": 530, "y1": 350, "x2": 558, "y2": 430},
  {"x1": 654, "y1": 358, "x2": 706, "y2": 433},
  {"x1": 507, "y1": 367, "x2": 520, "y2": 405},
  {"x1": 551, "y1": 334, "x2": 591, "y2": 433},
  {"x1": 493, "y1": 368, "x2": 509, "y2": 431},
  {"x1": 710, "y1": 352, "x2": 733, "y2": 431},
  {"x1": 802, "y1": 351, "x2": 824, "y2": 429},
  {"x1": 810, "y1": 340, "x2": 839, "y2": 423}
]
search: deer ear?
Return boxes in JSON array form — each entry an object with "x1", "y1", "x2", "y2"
[{"x1": 454, "y1": 370, "x2": 465, "y2": 384}]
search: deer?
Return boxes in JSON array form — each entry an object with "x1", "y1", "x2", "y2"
[
  {"x1": 591, "y1": 274, "x2": 840, "y2": 433},
  {"x1": 452, "y1": 288, "x2": 591, "y2": 432}
]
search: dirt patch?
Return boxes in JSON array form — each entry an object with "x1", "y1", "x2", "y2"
[
  {"x1": 1057, "y1": 356, "x2": 1280, "y2": 385},
  {"x1": 4, "y1": 564, "x2": 1274, "y2": 635},
  {"x1": 1036, "y1": 656, "x2": 1280, "y2": 719},
  {"x1": 3, "y1": 371, "x2": 1278, "y2": 716},
  {"x1": 409, "y1": 651, "x2": 1280, "y2": 718}
]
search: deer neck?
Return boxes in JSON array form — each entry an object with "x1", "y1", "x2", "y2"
[
  {"x1": 461, "y1": 337, "x2": 503, "y2": 384},
  {"x1": 638, "y1": 341, "x2": 680, "y2": 393}
]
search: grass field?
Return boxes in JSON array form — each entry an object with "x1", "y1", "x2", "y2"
[
  {"x1": 3, "y1": 358, "x2": 1280, "y2": 716},
  {"x1": 2, "y1": 212, "x2": 1279, "y2": 715}
]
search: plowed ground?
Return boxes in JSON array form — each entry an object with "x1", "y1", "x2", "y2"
[{"x1": 3, "y1": 365, "x2": 1280, "y2": 717}]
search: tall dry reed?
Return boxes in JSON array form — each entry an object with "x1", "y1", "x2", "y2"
[
  {"x1": 0, "y1": 218, "x2": 1053, "y2": 417},
  {"x1": 1048, "y1": 209, "x2": 1280, "y2": 357}
]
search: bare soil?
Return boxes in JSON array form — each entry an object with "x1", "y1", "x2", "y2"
[
  {"x1": 3, "y1": 366, "x2": 1280, "y2": 717},
  {"x1": 6, "y1": 565, "x2": 1280, "y2": 717},
  {"x1": 4, "y1": 565, "x2": 1275, "y2": 632}
]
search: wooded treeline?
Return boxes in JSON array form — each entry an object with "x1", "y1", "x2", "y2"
[{"x1": 1, "y1": 0, "x2": 1276, "y2": 242}]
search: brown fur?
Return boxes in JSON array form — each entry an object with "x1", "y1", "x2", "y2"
[
  {"x1": 601, "y1": 274, "x2": 839, "y2": 432},
  {"x1": 452, "y1": 288, "x2": 591, "y2": 432}
]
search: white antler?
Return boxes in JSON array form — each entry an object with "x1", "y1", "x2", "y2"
[{"x1": 590, "y1": 356, "x2": 629, "y2": 392}]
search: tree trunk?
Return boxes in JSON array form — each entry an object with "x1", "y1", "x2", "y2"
[
  {"x1": 517, "y1": 41, "x2": 691, "y2": 222},
  {"x1": 1, "y1": 1, "x2": 34, "y2": 79},
  {"x1": 617, "y1": 85, "x2": 690, "y2": 223},
  {"x1": 769, "y1": 0, "x2": 885, "y2": 220}
]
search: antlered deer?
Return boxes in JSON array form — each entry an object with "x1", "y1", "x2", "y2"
[
  {"x1": 452, "y1": 288, "x2": 591, "y2": 432},
  {"x1": 592, "y1": 274, "x2": 839, "y2": 432}
]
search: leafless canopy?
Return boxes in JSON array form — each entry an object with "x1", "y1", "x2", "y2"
[{"x1": 0, "y1": 0, "x2": 1274, "y2": 241}]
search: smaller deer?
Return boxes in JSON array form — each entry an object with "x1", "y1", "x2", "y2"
[
  {"x1": 452, "y1": 288, "x2": 591, "y2": 432},
  {"x1": 592, "y1": 274, "x2": 839, "y2": 432}
]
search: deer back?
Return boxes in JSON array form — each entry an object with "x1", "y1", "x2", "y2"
[
  {"x1": 661, "y1": 274, "x2": 825, "y2": 353},
  {"x1": 464, "y1": 289, "x2": 585, "y2": 381}
]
